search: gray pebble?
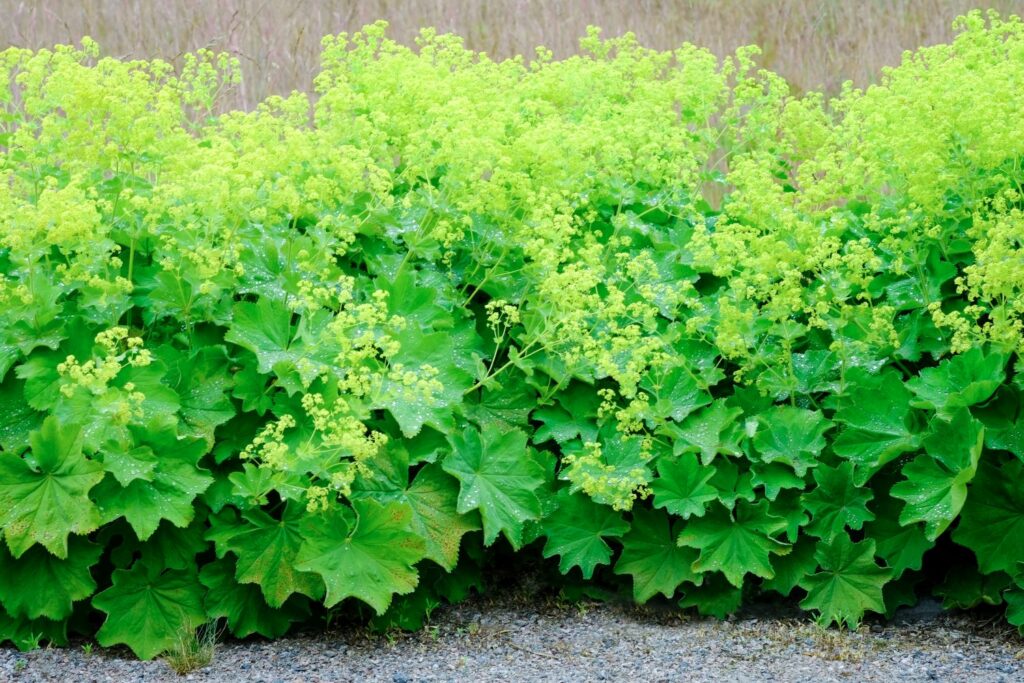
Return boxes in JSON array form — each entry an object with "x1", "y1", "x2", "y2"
[{"x1": 2, "y1": 596, "x2": 1021, "y2": 683}]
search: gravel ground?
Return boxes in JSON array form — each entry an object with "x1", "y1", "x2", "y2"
[{"x1": 2, "y1": 596, "x2": 1022, "y2": 683}]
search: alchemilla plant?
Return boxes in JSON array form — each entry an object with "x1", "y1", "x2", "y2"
[{"x1": 2, "y1": 10, "x2": 1024, "y2": 659}]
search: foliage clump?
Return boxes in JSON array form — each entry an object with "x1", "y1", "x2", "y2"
[{"x1": 2, "y1": 12, "x2": 1024, "y2": 659}]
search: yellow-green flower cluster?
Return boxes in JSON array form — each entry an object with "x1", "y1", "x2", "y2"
[
  {"x1": 3, "y1": 11, "x2": 1023, "y2": 518},
  {"x1": 562, "y1": 440, "x2": 653, "y2": 511}
]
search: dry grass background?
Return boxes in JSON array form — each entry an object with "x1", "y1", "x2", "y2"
[{"x1": 3, "y1": 0, "x2": 1023, "y2": 108}]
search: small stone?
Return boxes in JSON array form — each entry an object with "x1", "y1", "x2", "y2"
[
  {"x1": 870, "y1": 624, "x2": 883, "y2": 634},
  {"x1": 392, "y1": 673, "x2": 411, "y2": 683}
]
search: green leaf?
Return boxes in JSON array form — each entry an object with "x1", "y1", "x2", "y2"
[
  {"x1": 752, "y1": 406, "x2": 831, "y2": 476},
  {"x1": 953, "y1": 456, "x2": 1024, "y2": 575},
  {"x1": 3, "y1": 279, "x2": 65, "y2": 360},
  {"x1": 0, "y1": 375, "x2": 42, "y2": 454},
  {"x1": 15, "y1": 327, "x2": 94, "y2": 411},
  {"x1": 614, "y1": 508, "x2": 701, "y2": 603},
  {"x1": 664, "y1": 401, "x2": 742, "y2": 465},
  {"x1": 986, "y1": 418, "x2": 1024, "y2": 461},
  {"x1": 799, "y1": 535, "x2": 892, "y2": 629},
  {"x1": 51, "y1": 390, "x2": 129, "y2": 453},
  {"x1": 877, "y1": 250, "x2": 956, "y2": 312},
  {"x1": 678, "y1": 572, "x2": 743, "y2": 619},
  {"x1": 792, "y1": 350, "x2": 839, "y2": 395},
  {"x1": 1006, "y1": 575, "x2": 1024, "y2": 634},
  {"x1": 891, "y1": 410, "x2": 983, "y2": 540},
  {"x1": 677, "y1": 500, "x2": 789, "y2": 587},
  {"x1": 368, "y1": 555, "x2": 451, "y2": 632},
  {"x1": 0, "y1": 536, "x2": 101, "y2": 620},
  {"x1": 137, "y1": 269, "x2": 196, "y2": 323},
  {"x1": 534, "y1": 382, "x2": 602, "y2": 446},
  {"x1": 802, "y1": 462, "x2": 875, "y2": 542},
  {"x1": 376, "y1": 268, "x2": 451, "y2": 329},
  {"x1": 936, "y1": 561, "x2": 1009, "y2": 609},
  {"x1": 225, "y1": 298, "x2": 332, "y2": 392},
  {"x1": 99, "y1": 441, "x2": 157, "y2": 486},
  {"x1": 830, "y1": 368, "x2": 919, "y2": 482},
  {"x1": 921, "y1": 408, "x2": 986, "y2": 472},
  {"x1": 231, "y1": 361, "x2": 275, "y2": 415},
  {"x1": 532, "y1": 404, "x2": 597, "y2": 445},
  {"x1": 751, "y1": 462, "x2": 806, "y2": 501},
  {"x1": 234, "y1": 228, "x2": 303, "y2": 300},
  {"x1": 864, "y1": 492, "x2": 933, "y2": 579},
  {"x1": 541, "y1": 489, "x2": 629, "y2": 579},
  {"x1": 158, "y1": 345, "x2": 236, "y2": 444},
  {"x1": 93, "y1": 562, "x2": 206, "y2": 660},
  {"x1": 123, "y1": 517, "x2": 209, "y2": 572},
  {"x1": 0, "y1": 610, "x2": 68, "y2": 651},
  {"x1": 907, "y1": 347, "x2": 1005, "y2": 417},
  {"x1": 377, "y1": 325, "x2": 475, "y2": 437},
  {"x1": 227, "y1": 462, "x2": 305, "y2": 507},
  {"x1": 770, "y1": 489, "x2": 810, "y2": 542},
  {"x1": 464, "y1": 375, "x2": 535, "y2": 431},
  {"x1": 94, "y1": 424, "x2": 212, "y2": 541},
  {"x1": 46, "y1": 360, "x2": 179, "y2": 455},
  {"x1": 883, "y1": 572, "x2": 922, "y2": 618},
  {"x1": 116, "y1": 360, "x2": 182, "y2": 427},
  {"x1": 893, "y1": 458, "x2": 963, "y2": 541},
  {"x1": 295, "y1": 499, "x2": 427, "y2": 614},
  {"x1": 433, "y1": 552, "x2": 485, "y2": 605},
  {"x1": 200, "y1": 558, "x2": 307, "y2": 639},
  {"x1": 709, "y1": 457, "x2": 756, "y2": 510},
  {"x1": 443, "y1": 422, "x2": 545, "y2": 548},
  {"x1": 649, "y1": 454, "x2": 718, "y2": 519},
  {"x1": 210, "y1": 502, "x2": 325, "y2": 608},
  {"x1": 370, "y1": 582, "x2": 442, "y2": 633},
  {"x1": 640, "y1": 365, "x2": 712, "y2": 423},
  {"x1": 0, "y1": 417, "x2": 104, "y2": 558},
  {"x1": 764, "y1": 537, "x2": 818, "y2": 596},
  {"x1": 225, "y1": 297, "x2": 303, "y2": 375},
  {"x1": 0, "y1": 341, "x2": 18, "y2": 384},
  {"x1": 352, "y1": 451, "x2": 480, "y2": 572},
  {"x1": 673, "y1": 337, "x2": 726, "y2": 388}
]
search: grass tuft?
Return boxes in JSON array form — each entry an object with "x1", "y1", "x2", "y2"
[{"x1": 161, "y1": 622, "x2": 220, "y2": 676}]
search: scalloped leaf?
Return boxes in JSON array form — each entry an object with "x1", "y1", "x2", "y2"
[
  {"x1": 614, "y1": 508, "x2": 701, "y2": 603},
  {"x1": 752, "y1": 406, "x2": 831, "y2": 476},
  {"x1": 830, "y1": 369, "x2": 919, "y2": 483},
  {"x1": 443, "y1": 422, "x2": 544, "y2": 548},
  {"x1": 352, "y1": 448, "x2": 480, "y2": 571},
  {"x1": 541, "y1": 489, "x2": 629, "y2": 579},
  {"x1": 200, "y1": 557, "x2": 308, "y2": 639},
  {"x1": 953, "y1": 456, "x2": 1024, "y2": 575},
  {"x1": 295, "y1": 499, "x2": 427, "y2": 614},
  {"x1": 93, "y1": 561, "x2": 206, "y2": 660},
  {"x1": 650, "y1": 453, "x2": 718, "y2": 519},
  {"x1": 799, "y1": 535, "x2": 892, "y2": 629},
  {"x1": 891, "y1": 410, "x2": 983, "y2": 540},
  {"x1": 210, "y1": 502, "x2": 325, "y2": 608},
  {"x1": 802, "y1": 461, "x2": 874, "y2": 542},
  {"x1": 678, "y1": 499, "x2": 790, "y2": 587},
  {"x1": 94, "y1": 423, "x2": 212, "y2": 541},
  {"x1": 0, "y1": 417, "x2": 104, "y2": 558},
  {"x1": 0, "y1": 536, "x2": 101, "y2": 620}
]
